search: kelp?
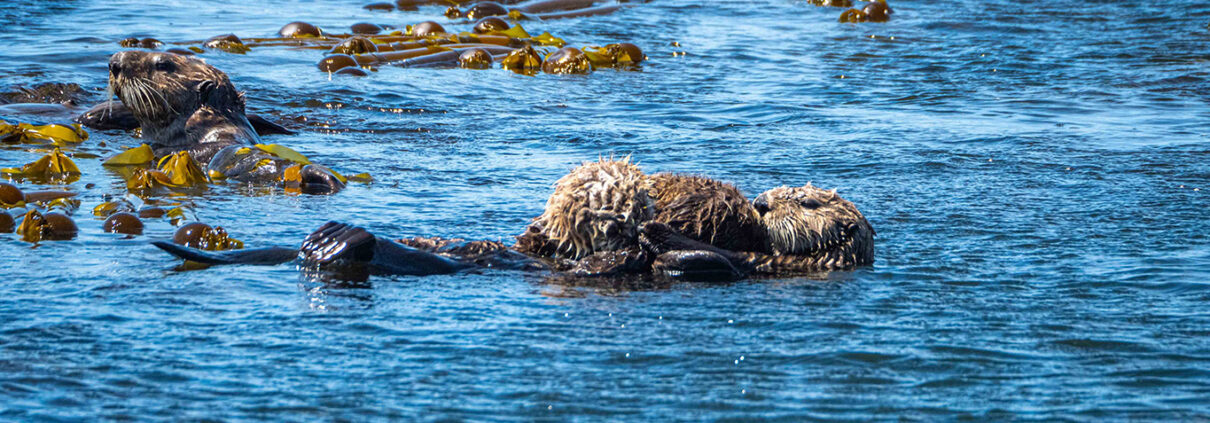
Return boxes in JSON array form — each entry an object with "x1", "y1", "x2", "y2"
[
  {"x1": 0, "y1": 121, "x2": 88, "y2": 146},
  {"x1": 1, "y1": 148, "x2": 82, "y2": 184},
  {"x1": 17, "y1": 209, "x2": 77, "y2": 243},
  {"x1": 501, "y1": 45, "x2": 544, "y2": 75},
  {"x1": 174, "y1": 222, "x2": 244, "y2": 251},
  {"x1": 103, "y1": 144, "x2": 155, "y2": 166},
  {"x1": 124, "y1": 150, "x2": 208, "y2": 192}
]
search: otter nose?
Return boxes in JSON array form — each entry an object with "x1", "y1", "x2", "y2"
[
  {"x1": 753, "y1": 196, "x2": 770, "y2": 216},
  {"x1": 109, "y1": 62, "x2": 120, "y2": 77}
]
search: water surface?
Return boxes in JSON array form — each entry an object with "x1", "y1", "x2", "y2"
[{"x1": 2, "y1": 0, "x2": 1209, "y2": 420}]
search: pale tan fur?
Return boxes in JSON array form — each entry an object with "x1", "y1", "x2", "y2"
[
  {"x1": 517, "y1": 157, "x2": 654, "y2": 259},
  {"x1": 753, "y1": 184, "x2": 875, "y2": 270}
]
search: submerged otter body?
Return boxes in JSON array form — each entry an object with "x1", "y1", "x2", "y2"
[{"x1": 107, "y1": 51, "x2": 341, "y2": 193}]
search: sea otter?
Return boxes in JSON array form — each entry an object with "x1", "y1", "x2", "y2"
[
  {"x1": 105, "y1": 50, "x2": 343, "y2": 194},
  {"x1": 152, "y1": 158, "x2": 874, "y2": 281},
  {"x1": 512, "y1": 157, "x2": 767, "y2": 259},
  {"x1": 642, "y1": 183, "x2": 876, "y2": 278},
  {"x1": 512, "y1": 158, "x2": 872, "y2": 277}
]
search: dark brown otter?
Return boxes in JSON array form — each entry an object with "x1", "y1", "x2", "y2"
[
  {"x1": 106, "y1": 51, "x2": 342, "y2": 194},
  {"x1": 107, "y1": 50, "x2": 254, "y2": 162},
  {"x1": 643, "y1": 184, "x2": 875, "y2": 276}
]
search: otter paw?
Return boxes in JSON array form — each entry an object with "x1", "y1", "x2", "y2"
[
  {"x1": 652, "y1": 250, "x2": 743, "y2": 282},
  {"x1": 569, "y1": 249, "x2": 650, "y2": 277},
  {"x1": 300, "y1": 221, "x2": 375, "y2": 264},
  {"x1": 638, "y1": 221, "x2": 713, "y2": 254}
]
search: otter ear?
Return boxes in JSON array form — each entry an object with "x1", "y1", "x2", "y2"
[{"x1": 196, "y1": 80, "x2": 217, "y2": 102}]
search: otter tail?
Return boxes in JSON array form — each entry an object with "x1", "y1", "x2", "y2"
[{"x1": 151, "y1": 241, "x2": 298, "y2": 265}]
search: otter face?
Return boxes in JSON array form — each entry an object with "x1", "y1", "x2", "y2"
[
  {"x1": 107, "y1": 51, "x2": 241, "y2": 136},
  {"x1": 753, "y1": 184, "x2": 874, "y2": 267}
]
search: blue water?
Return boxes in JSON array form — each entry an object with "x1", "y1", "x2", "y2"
[{"x1": 2, "y1": 0, "x2": 1210, "y2": 420}]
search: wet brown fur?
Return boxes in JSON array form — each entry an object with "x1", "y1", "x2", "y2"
[
  {"x1": 107, "y1": 50, "x2": 257, "y2": 163},
  {"x1": 647, "y1": 173, "x2": 769, "y2": 253},
  {"x1": 515, "y1": 158, "x2": 771, "y2": 260}
]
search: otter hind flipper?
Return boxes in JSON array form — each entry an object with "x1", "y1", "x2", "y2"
[
  {"x1": 652, "y1": 250, "x2": 743, "y2": 282},
  {"x1": 247, "y1": 113, "x2": 295, "y2": 136},
  {"x1": 151, "y1": 241, "x2": 298, "y2": 265}
]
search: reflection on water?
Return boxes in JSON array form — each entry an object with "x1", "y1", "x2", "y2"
[{"x1": 2, "y1": 0, "x2": 1210, "y2": 419}]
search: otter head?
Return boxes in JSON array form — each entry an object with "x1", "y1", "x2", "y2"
[
  {"x1": 107, "y1": 51, "x2": 244, "y2": 144},
  {"x1": 753, "y1": 184, "x2": 874, "y2": 268},
  {"x1": 515, "y1": 157, "x2": 654, "y2": 260}
]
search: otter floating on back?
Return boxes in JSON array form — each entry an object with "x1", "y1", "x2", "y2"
[
  {"x1": 152, "y1": 157, "x2": 874, "y2": 281},
  {"x1": 515, "y1": 157, "x2": 873, "y2": 276}
]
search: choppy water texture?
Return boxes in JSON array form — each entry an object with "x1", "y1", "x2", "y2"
[{"x1": 2, "y1": 0, "x2": 1210, "y2": 420}]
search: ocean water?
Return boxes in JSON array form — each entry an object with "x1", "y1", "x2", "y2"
[{"x1": 2, "y1": 0, "x2": 1209, "y2": 420}]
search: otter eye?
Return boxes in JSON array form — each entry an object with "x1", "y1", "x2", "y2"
[
  {"x1": 799, "y1": 198, "x2": 822, "y2": 209},
  {"x1": 154, "y1": 59, "x2": 175, "y2": 72}
]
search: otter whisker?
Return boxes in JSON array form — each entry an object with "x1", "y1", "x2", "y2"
[{"x1": 146, "y1": 80, "x2": 178, "y2": 115}]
